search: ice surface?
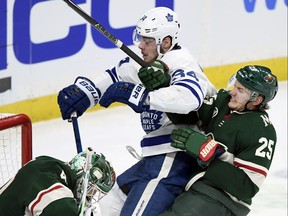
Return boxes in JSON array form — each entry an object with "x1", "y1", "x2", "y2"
[{"x1": 33, "y1": 81, "x2": 287, "y2": 216}]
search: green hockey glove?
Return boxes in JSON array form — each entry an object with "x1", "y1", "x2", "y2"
[
  {"x1": 170, "y1": 128, "x2": 226, "y2": 168},
  {"x1": 138, "y1": 60, "x2": 171, "y2": 91}
]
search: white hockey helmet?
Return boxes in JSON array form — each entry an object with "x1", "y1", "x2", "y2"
[
  {"x1": 69, "y1": 148, "x2": 115, "y2": 202},
  {"x1": 133, "y1": 7, "x2": 181, "y2": 54}
]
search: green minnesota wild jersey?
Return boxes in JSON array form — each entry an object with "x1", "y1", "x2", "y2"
[
  {"x1": 197, "y1": 89, "x2": 277, "y2": 206},
  {"x1": 0, "y1": 156, "x2": 78, "y2": 216}
]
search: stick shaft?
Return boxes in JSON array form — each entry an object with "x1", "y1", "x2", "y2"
[
  {"x1": 63, "y1": 0, "x2": 149, "y2": 67},
  {"x1": 78, "y1": 150, "x2": 93, "y2": 216},
  {"x1": 71, "y1": 112, "x2": 83, "y2": 153}
]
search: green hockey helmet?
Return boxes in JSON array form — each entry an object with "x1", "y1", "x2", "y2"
[
  {"x1": 236, "y1": 65, "x2": 278, "y2": 106},
  {"x1": 69, "y1": 149, "x2": 116, "y2": 201}
]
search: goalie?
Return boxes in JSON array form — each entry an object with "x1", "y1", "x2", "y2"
[{"x1": 0, "y1": 148, "x2": 115, "y2": 216}]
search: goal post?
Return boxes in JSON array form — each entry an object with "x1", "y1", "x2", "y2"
[{"x1": 0, "y1": 113, "x2": 32, "y2": 186}]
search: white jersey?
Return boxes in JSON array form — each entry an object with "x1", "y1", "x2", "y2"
[{"x1": 93, "y1": 46, "x2": 216, "y2": 157}]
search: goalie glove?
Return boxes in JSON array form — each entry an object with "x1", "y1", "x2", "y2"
[
  {"x1": 138, "y1": 60, "x2": 171, "y2": 91},
  {"x1": 58, "y1": 77, "x2": 100, "y2": 120},
  {"x1": 99, "y1": 82, "x2": 149, "y2": 113},
  {"x1": 170, "y1": 128, "x2": 226, "y2": 168}
]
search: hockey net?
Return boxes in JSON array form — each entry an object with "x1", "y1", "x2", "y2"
[{"x1": 0, "y1": 113, "x2": 32, "y2": 187}]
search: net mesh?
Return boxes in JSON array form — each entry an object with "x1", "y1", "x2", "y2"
[{"x1": 0, "y1": 113, "x2": 22, "y2": 187}]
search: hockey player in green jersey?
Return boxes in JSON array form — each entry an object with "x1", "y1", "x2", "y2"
[
  {"x1": 161, "y1": 65, "x2": 278, "y2": 216},
  {"x1": 0, "y1": 148, "x2": 115, "y2": 216}
]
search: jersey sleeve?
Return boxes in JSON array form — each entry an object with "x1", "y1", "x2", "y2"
[
  {"x1": 197, "y1": 95, "x2": 217, "y2": 126},
  {"x1": 39, "y1": 196, "x2": 78, "y2": 216},
  {"x1": 93, "y1": 56, "x2": 141, "y2": 97},
  {"x1": 27, "y1": 182, "x2": 77, "y2": 216},
  {"x1": 21, "y1": 157, "x2": 78, "y2": 215},
  {"x1": 233, "y1": 112, "x2": 277, "y2": 186},
  {"x1": 197, "y1": 90, "x2": 229, "y2": 127},
  {"x1": 149, "y1": 49, "x2": 216, "y2": 114},
  {"x1": 203, "y1": 159, "x2": 259, "y2": 205}
]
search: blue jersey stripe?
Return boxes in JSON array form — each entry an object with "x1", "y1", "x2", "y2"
[
  {"x1": 105, "y1": 67, "x2": 119, "y2": 83},
  {"x1": 141, "y1": 135, "x2": 172, "y2": 147},
  {"x1": 173, "y1": 79, "x2": 204, "y2": 98},
  {"x1": 174, "y1": 82, "x2": 202, "y2": 108}
]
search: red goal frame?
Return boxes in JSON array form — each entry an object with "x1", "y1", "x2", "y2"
[{"x1": 0, "y1": 113, "x2": 32, "y2": 166}]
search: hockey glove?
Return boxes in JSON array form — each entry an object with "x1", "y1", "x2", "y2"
[
  {"x1": 170, "y1": 128, "x2": 226, "y2": 168},
  {"x1": 99, "y1": 82, "x2": 149, "y2": 113},
  {"x1": 58, "y1": 77, "x2": 100, "y2": 120},
  {"x1": 138, "y1": 60, "x2": 171, "y2": 91}
]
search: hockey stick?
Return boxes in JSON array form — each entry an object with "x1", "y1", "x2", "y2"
[
  {"x1": 70, "y1": 112, "x2": 83, "y2": 153},
  {"x1": 78, "y1": 149, "x2": 93, "y2": 216},
  {"x1": 69, "y1": 112, "x2": 91, "y2": 215},
  {"x1": 62, "y1": 0, "x2": 149, "y2": 68}
]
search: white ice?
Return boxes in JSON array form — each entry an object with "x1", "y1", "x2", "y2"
[{"x1": 33, "y1": 81, "x2": 287, "y2": 216}]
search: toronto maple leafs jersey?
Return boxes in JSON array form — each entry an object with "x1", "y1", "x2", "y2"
[
  {"x1": 92, "y1": 46, "x2": 216, "y2": 157},
  {"x1": 0, "y1": 156, "x2": 78, "y2": 216},
  {"x1": 187, "y1": 89, "x2": 277, "y2": 207}
]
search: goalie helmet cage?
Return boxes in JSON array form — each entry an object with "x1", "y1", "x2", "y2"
[{"x1": 0, "y1": 113, "x2": 32, "y2": 187}]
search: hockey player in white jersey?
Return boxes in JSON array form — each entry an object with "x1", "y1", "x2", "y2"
[{"x1": 58, "y1": 7, "x2": 216, "y2": 216}]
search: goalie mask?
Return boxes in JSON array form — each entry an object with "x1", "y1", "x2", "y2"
[
  {"x1": 69, "y1": 149, "x2": 116, "y2": 202},
  {"x1": 133, "y1": 7, "x2": 181, "y2": 57}
]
